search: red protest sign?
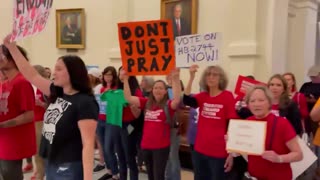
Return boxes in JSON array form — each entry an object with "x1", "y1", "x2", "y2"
[
  {"x1": 11, "y1": 0, "x2": 53, "y2": 42},
  {"x1": 118, "y1": 20, "x2": 175, "y2": 75},
  {"x1": 234, "y1": 75, "x2": 267, "y2": 96}
]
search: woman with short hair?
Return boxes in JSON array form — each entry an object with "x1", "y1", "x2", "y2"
[{"x1": 244, "y1": 85, "x2": 302, "y2": 179}]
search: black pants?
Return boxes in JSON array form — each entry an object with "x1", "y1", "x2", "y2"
[
  {"x1": 117, "y1": 123, "x2": 139, "y2": 180},
  {"x1": 143, "y1": 147, "x2": 170, "y2": 180},
  {"x1": 0, "y1": 159, "x2": 23, "y2": 180},
  {"x1": 227, "y1": 156, "x2": 247, "y2": 180}
]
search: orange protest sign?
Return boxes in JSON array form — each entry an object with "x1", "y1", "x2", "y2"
[{"x1": 118, "y1": 20, "x2": 175, "y2": 75}]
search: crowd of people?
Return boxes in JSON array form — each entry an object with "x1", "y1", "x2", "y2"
[{"x1": 1, "y1": 33, "x2": 320, "y2": 180}]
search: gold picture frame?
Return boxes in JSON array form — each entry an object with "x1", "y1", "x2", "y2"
[
  {"x1": 56, "y1": 8, "x2": 85, "y2": 49},
  {"x1": 161, "y1": 0, "x2": 198, "y2": 39}
]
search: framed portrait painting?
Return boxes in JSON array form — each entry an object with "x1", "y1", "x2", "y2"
[
  {"x1": 56, "y1": 8, "x2": 85, "y2": 49},
  {"x1": 161, "y1": 0, "x2": 198, "y2": 39}
]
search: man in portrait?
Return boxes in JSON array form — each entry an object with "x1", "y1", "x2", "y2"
[
  {"x1": 61, "y1": 15, "x2": 81, "y2": 44},
  {"x1": 172, "y1": 3, "x2": 191, "y2": 38}
]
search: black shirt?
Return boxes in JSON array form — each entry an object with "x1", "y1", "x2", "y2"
[
  {"x1": 40, "y1": 85, "x2": 99, "y2": 164},
  {"x1": 299, "y1": 82, "x2": 320, "y2": 111}
]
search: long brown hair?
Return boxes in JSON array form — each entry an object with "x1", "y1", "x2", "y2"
[
  {"x1": 283, "y1": 72, "x2": 297, "y2": 92},
  {"x1": 102, "y1": 66, "x2": 118, "y2": 88},
  {"x1": 145, "y1": 80, "x2": 169, "y2": 109},
  {"x1": 268, "y1": 74, "x2": 290, "y2": 109}
]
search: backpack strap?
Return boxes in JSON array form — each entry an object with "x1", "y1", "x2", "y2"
[
  {"x1": 163, "y1": 101, "x2": 172, "y2": 126},
  {"x1": 268, "y1": 116, "x2": 278, "y2": 150}
]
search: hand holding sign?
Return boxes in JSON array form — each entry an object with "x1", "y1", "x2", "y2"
[
  {"x1": 171, "y1": 68, "x2": 180, "y2": 80},
  {"x1": 3, "y1": 34, "x2": 16, "y2": 49},
  {"x1": 189, "y1": 64, "x2": 199, "y2": 79},
  {"x1": 120, "y1": 69, "x2": 129, "y2": 81}
]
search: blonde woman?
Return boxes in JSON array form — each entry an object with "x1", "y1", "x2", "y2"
[{"x1": 244, "y1": 85, "x2": 302, "y2": 179}]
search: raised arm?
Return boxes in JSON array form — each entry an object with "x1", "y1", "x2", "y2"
[
  {"x1": 185, "y1": 64, "x2": 198, "y2": 95},
  {"x1": 3, "y1": 35, "x2": 51, "y2": 96},
  {"x1": 183, "y1": 65, "x2": 199, "y2": 108},
  {"x1": 170, "y1": 68, "x2": 181, "y2": 110},
  {"x1": 121, "y1": 70, "x2": 140, "y2": 107}
]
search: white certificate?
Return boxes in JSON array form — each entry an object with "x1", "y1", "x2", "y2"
[{"x1": 227, "y1": 119, "x2": 267, "y2": 155}]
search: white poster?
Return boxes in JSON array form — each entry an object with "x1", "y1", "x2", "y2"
[
  {"x1": 291, "y1": 137, "x2": 317, "y2": 179},
  {"x1": 175, "y1": 32, "x2": 222, "y2": 67},
  {"x1": 11, "y1": 0, "x2": 53, "y2": 42},
  {"x1": 227, "y1": 119, "x2": 267, "y2": 155}
]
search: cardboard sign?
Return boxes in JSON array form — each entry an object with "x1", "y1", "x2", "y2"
[
  {"x1": 175, "y1": 32, "x2": 221, "y2": 67},
  {"x1": 291, "y1": 137, "x2": 317, "y2": 179},
  {"x1": 118, "y1": 20, "x2": 175, "y2": 75},
  {"x1": 227, "y1": 119, "x2": 267, "y2": 155},
  {"x1": 234, "y1": 75, "x2": 266, "y2": 97},
  {"x1": 11, "y1": 0, "x2": 53, "y2": 42}
]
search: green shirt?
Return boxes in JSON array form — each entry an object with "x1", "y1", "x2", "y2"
[{"x1": 100, "y1": 89, "x2": 128, "y2": 127}]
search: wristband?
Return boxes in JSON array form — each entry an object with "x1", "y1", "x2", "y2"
[{"x1": 278, "y1": 155, "x2": 283, "y2": 163}]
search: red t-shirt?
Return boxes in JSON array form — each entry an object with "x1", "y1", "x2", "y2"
[
  {"x1": 0, "y1": 73, "x2": 36, "y2": 160},
  {"x1": 247, "y1": 113, "x2": 296, "y2": 180},
  {"x1": 292, "y1": 92, "x2": 309, "y2": 120},
  {"x1": 139, "y1": 98, "x2": 174, "y2": 149},
  {"x1": 271, "y1": 104, "x2": 280, "y2": 117},
  {"x1": 34, "y1": 89, "x2": 46, "y2": 122},
  {"x1": 123, "y1": 89, "x2": 143, "y2": 122},
  {"x1": 194, "y1": 91, "x2": 238, "y2": 158}
]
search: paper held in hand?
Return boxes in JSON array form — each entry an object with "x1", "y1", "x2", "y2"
[{"x1": 227, "y1": 119, "x2": 267, "y2": 155}]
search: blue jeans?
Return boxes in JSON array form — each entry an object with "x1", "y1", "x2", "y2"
[
  {"x1": 165, "y1": 128, "x2": 181, "y2": 180},
  {"x1": 96, "y1": 120, "x2": 110, "y2": 169},
  {"x1": 45, "y1": 161, "x2": 83, "y2": 180},
  {"x1": 105, "y1": 123, "x2": 120, "y2": 175},
  {"x1": 193, "y1": 151, "x2": 227, "y2": 180},
  {"x1": 117, "y1": 123, "x2": 139, "y2": 180}
]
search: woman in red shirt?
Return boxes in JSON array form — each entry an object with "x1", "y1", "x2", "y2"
[
  {"x1": 122, "y1": 68, "x2": 181, "y2": 180},
  {"x1": 283, "y1": 73, "x2": 309, "y2": 128},
  {"x1": 268, "y1": 74, "x2": 302, "y2": 135},
  {"x1": 245, "y1": 85, "x2": 302, "y2": 179},
  {"x1": 183, "y1": 65, "x2": 236, "y2": 180}
]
